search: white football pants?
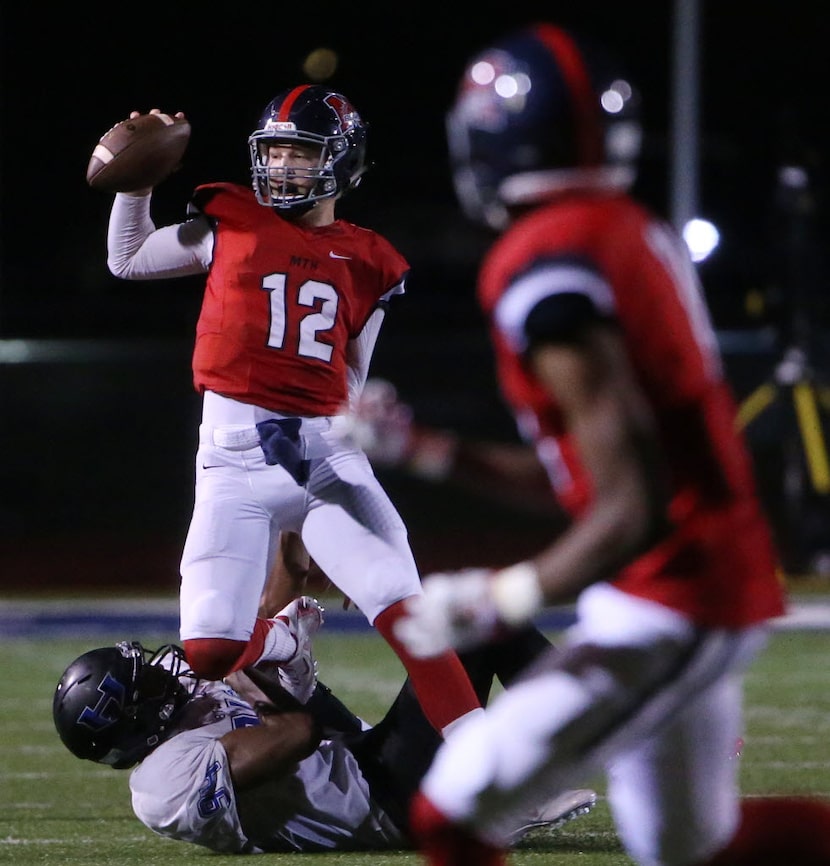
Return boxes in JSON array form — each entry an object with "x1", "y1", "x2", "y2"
[
  {"x1": 179, "y1": 393, "x2": 422, "y2": 643},
  {"x1": 420, "y1": 583, "x2": 770, "y2": 866}
]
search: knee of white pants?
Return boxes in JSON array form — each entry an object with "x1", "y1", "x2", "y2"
[
  {"x1": 302, "y1": 515, "x2": 422, "y2": 623},
  {"x1": 333, "y1": 552, "x2": 421, "y2": 624},
  {"x1": 179, "y1": 589, "x2": 246, "y2": 642}
]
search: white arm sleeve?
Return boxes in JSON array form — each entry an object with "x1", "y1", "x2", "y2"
[
  {"x1": 107, "y1": 192, "x2": 214, "y2": 280},
  {"x1": 345, "y1": 306, "x2": 386, "y2": 409}
]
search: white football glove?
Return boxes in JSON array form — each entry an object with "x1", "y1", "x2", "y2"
[
  {"x1": 348, "y1": 378, "x2": 414, "y2": 466},
  {"x1": 393, "y1": 568, "x2": 500, "y2": 658}
]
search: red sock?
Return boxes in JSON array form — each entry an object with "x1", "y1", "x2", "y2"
[
  {"x1": 374, "y1": 599, "x2": 482, "y2": 733},
  {"x1": 409, "y1": 791, "x2": 507, "y2": 866},
  {"x1": 184, "y1": 617, "x2": 274, "y2": 680},
  {"x1": 705, "y1": 797, "x2": 830, "y2": 865}
]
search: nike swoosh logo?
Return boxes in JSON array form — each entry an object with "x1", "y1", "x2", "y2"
[{"x1": 329, "y1": 251, "x2": 352, "y2": 259}]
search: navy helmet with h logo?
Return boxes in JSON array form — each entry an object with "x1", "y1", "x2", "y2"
[{"x1": 53, "y1": 641, "x2": 191, "y2": 769}]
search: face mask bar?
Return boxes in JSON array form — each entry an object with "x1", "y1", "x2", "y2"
[{"x1": 248, "y1": 131, "x2": 344, "y2": 209}]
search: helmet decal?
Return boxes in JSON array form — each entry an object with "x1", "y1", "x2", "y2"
[
  {"x1": 323, "y1": 93, "x2": 357, "y2": 131},
  {"x1": 264, "y1": 120, "x2": 298, "y2": 134},
  {"x1": 77, "y1": 672, "x2": 127, "y2": 731}
]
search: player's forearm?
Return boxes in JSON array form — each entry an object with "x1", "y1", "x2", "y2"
[
  {"x1": 525, "y1": 421, "x2": 670, "y2": 606},
  {"x1": 221, "y1": 712, "x2": 320, "y2": 791},
  {"x1": 107, "y1": 193, "x2": 212, "y2": 280},
  {"x1": 486, "y1": 468, "x2": 661, "y2": 626},
  {"x1": 406, "y1": 430, "x2": 560, "y2": 514},
  {"x1": 107, "y1": 192, "x2": 156, "y2": 277},
  {"x1": 529, "y1": 495, "x2": 650, "y2": 601}
]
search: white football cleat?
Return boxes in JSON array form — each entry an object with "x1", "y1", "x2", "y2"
[
  {"x1": 508, "y1": 788, "x2": 597, "y2": 845},
  {"x1": 266, "y1": 596, "x2": 324, "y2": 705}
]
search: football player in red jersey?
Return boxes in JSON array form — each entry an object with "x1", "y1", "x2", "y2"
[
  {"x1": 383, "y1": 23, "x2": 830, "y2": 866},
  {"x1": 103, "y1": 86, "x2": 484, "y2": 739}
]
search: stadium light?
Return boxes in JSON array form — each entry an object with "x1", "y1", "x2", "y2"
[{"x1": 682, "y1": 217, "x2": 720, "y2": 263}]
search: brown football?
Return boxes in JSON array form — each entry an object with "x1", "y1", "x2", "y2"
[{"x1": 86, "y1": 113, "x2": 191, "y2": 193}]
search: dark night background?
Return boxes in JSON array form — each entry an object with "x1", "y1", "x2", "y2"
[{"x1": 1, "y1": 1, "x2": 829, "y2": 592}]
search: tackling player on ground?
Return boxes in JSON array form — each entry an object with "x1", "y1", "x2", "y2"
[{"x1": 52, "y1": 540, "x2": 595, "y2": 854}]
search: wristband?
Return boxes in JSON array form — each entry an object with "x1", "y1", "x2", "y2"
[{"x1": 490, "y1": 562, "x2": 543, "y2": 626}]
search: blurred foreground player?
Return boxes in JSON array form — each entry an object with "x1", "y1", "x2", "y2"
[{"x1": 386, "y1": 22, "x2": 830, "y2": 866}]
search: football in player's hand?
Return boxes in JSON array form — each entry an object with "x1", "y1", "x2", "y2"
[{"x1": 86, "y1": 112, "x2": 191, "y2": 193}]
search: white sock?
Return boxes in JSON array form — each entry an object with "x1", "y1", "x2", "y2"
[{"x1": 257, "y1": 618, "x2": 298, "y2": 663}]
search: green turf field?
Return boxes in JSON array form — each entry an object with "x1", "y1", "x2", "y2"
[{"x1": 1, "y1": 624, "x2": 829, "y2": 866}]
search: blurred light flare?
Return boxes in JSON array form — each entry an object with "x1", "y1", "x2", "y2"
[
  {"x1": 601, "y1": 89, "x2": 625, "y2": 113},
  {"x1": 495, "y1": 74, "x2": 519, "y2": 98},
  {"x1": 302, "y1": 47, "x2": 339, "y2": 82},
  {"x1": 601, "y1": 79, "x2": 634, "y2": 114},
  {"x1": 471, "y1": 61, "x2": 495, "y2": 85},
  {"x1": 470, "y1": 61, "x2": 531, "y2": 107},
  {"x1": 683, "y1": 217, "x2": 720, "y2": 263},
  {"x1": 607, "y1": 121, "x2": 642, "y2": 160},
  {"x1": 779, "y1": 164, "x2": 809, "y2": 190}
]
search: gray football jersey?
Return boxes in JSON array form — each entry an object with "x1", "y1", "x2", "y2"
[{"x1": 129, "y1": 679, "x2": 403, "y2": 852}]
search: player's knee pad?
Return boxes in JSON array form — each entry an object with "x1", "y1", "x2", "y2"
[{"x1": 180, "y1": 589, "x2": 240, "y2": 640}]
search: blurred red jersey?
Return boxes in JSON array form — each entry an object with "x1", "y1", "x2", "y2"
[
  {"x1": 478, "y1": 192, "x2": 784, "y2": 627},
  {"x1": 191, "y1": 183, "x2": 409, "y2": 416}
]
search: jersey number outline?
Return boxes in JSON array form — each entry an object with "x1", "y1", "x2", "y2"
[
  {"x1": 197, "y1": 760, "x2": 231, "y2": 818},
  {"x1": 262, "y1": 273, "x2": 338, "y2": 363}
]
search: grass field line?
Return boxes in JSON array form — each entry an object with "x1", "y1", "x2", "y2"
[
  {"x1": 1, "y1": 835, "x2": 153, "y2": 846},
  {"x1": 3, "y1": 595, "x2": 830, "y2": 638}
]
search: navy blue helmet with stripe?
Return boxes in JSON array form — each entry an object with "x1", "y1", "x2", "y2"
[
  {"x1": 446, "y1": 23, "x2": 642, "y2": 230},
  {"x1": 249, "y1": 84, "x2": 369, "y2": 211}
]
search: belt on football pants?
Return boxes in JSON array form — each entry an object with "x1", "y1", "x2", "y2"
[
  {"x1": 211, "y1": 425, "x2": 262, "y2": 450},
  {"x1": 208, "y1": 418, "x2": 347, "y2": 486}
]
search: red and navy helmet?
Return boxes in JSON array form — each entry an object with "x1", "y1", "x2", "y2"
[
  {"x1": 446, "y1": 23, "x2": 641, "y2": 229},
  {"x1": 249, "y1": 84, "x2": 369, "y2": 212}
]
